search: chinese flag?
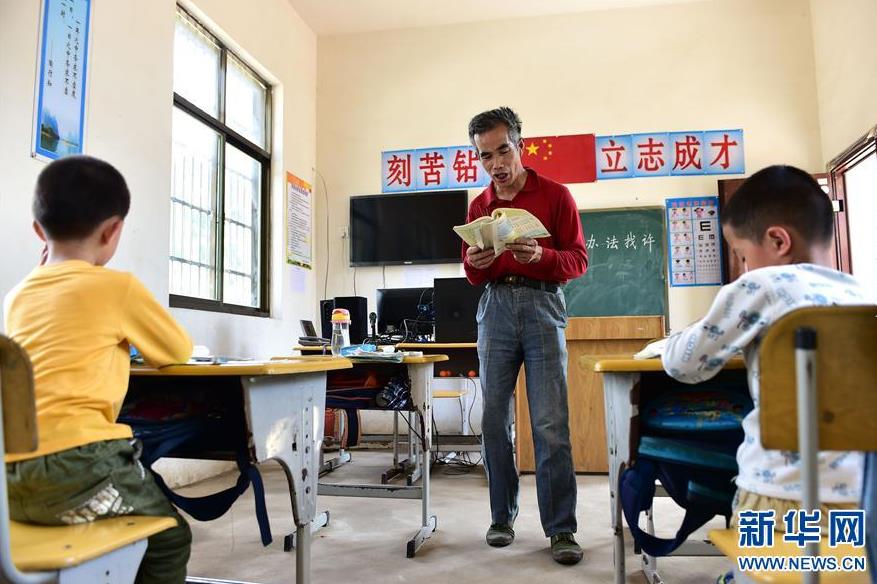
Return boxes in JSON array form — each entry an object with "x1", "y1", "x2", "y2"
[{"x1": 521, "y1": 134, "x2": 596, "y2": 184}]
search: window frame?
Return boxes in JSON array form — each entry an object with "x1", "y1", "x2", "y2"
[
  {"x1": 828, "y1": 125, "x2": 877, "y2": 276},
  {"x1": 169, "y1": 6, "x2": 272, "y2": 318}
]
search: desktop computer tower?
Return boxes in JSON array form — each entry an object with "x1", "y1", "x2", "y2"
[{"x1": 320, "y1": 296, "x2": 368, "y2": 344}]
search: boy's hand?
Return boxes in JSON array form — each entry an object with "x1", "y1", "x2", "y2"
[
  {"x1": 39, "y1": 244, "x2": 48, "y2": 266},
  {"x1": 466, "y1": 246, "x2": 496, "y2": 270},
  {"x1": 506, "y1": 238, "x2": 542, "y2": 264}
]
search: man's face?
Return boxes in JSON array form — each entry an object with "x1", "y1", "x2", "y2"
[{"x1": 472, "y1": 125, "x2": 525, "y2": 190}]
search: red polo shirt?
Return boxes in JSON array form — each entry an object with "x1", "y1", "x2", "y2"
[{"x1": 462, "y1": 168, "x2": 588, "y2": 286}]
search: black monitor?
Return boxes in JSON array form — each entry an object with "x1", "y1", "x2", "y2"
[
  {"x1": 376, "y1": 287, "x2": 433, "y2": 338},
  {"x1": 349, "y1": 190, "x2": 468, "y2": 266},
  {"x1": 434, "y1": 277, "x2": 486, "y2": 342}
]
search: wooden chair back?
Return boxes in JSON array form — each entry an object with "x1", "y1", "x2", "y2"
[{"x1": 759, "y1": 305, "x2": 877, "y2": 451}]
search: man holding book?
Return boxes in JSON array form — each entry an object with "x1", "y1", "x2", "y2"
[{"x1": 461, "y1": 106, "x2": 588, "y2": 565}]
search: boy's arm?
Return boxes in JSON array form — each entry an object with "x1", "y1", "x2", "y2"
[
  {"x1": 662, "y1": 275, "x2": 774, "y2": 384},
  {"x1": 121, "y1": 276, "x2": 193, "y2": 367}
]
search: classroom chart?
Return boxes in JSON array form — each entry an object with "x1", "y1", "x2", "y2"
[{"x1": 666, "y1": 196, "x2": 723, "y2": 286}]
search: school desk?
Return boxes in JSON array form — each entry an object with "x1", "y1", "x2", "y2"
[
  {"x1": 584, "y1": 355, "x2": 746, "y2": 584},
  {"x1": 297, "y1": 354, "x2": 449, "y2": 558},
  {"x1": 130, "y1": 357, "x2": 352, "y2": 584}
]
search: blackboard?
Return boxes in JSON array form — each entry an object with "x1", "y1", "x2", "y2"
[{"x1": 563, "y1": 207, "x2": 667, "y2": 317}]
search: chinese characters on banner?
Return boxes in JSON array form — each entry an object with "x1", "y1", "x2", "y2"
[
  {"x1": 596, "y1": 130, "x2": 744, "y2": 180},
  {"x1": 382, "y1": 146, "x2": 489, "y2": 193},
  {"x1": 33, "y1": 0, "x2": 91, "y2": 160},
  {"x1": 286, "y1": 172, "x2": 312, "y2": 269},
  {"x1": 382, "y1": 129, "x2": 742, "y2": 191},
  {"x1": 666, "y1": 196, "x2": 723, "y2": 287},
  {"x1": 382, "y1": 135, "x2": 597, "y2": 192}
]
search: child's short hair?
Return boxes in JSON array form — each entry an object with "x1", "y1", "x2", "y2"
[
  {"x1": 33, "y1": 155, "x2": 131, "y2": 241},
  {"x1": 721, "y1": 165, "x2": 833, "y2": 245}
]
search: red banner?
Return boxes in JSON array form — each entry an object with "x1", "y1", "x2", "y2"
[{"x1": 521, "y1": 134, "x2": 596, "y2": 184}]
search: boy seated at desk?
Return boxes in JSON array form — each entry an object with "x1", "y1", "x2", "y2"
[
  {"x1": 661, "y1": 165, "x2": 871, "y2": 530},
  {"x1": 3, "y1": 156, "x2": 194, "y2": 584}
]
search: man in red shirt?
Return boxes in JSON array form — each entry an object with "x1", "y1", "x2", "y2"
[{"x1": 464, "y1": 107, "x2": 587, "y2": 565}]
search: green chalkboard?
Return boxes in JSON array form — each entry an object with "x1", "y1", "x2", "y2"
[{"x1": 563, "y1": 207, "x2": 667, "y2": 317}]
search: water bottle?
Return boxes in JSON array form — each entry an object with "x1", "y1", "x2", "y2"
[{"x1": 330, "y1": 308, "x2": 351, "y2": 356}]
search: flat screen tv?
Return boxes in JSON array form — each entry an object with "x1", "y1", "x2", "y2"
[{"x1": 349, "y1": 190, "x2": 468, "y2": 266}]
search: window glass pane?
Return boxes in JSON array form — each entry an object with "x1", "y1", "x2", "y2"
[
  {"x1": 173, "y1": 9, "x2": 220, "y2": 118},
  {"x1": 844, "y1": 152, "x2": 877, "y2": 293},
  {"x1": 223, "y1": 145, "x2": 262, "y2": 307},
  {"x1": 226, "y1": 54, "x2": 268, "y2": 148},
  {"x1": 169, "y1": 107, "x2": 220, "y2": 300}
]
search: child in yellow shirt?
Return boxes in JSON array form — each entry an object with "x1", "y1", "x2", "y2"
[{"x1": 3, "y1": 155, "x2": 193, "y2": 584}]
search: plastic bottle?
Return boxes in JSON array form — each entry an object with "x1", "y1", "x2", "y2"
[{"x1": 330, "y1": 308, "x2": 351, "y2": 356}]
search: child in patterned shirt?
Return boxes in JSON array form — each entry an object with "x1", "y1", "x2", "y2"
[{"x1": 662, "y1": 165, "x2": 872, "y2": 531}]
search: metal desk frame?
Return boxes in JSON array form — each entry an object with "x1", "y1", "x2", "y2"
[
  {"x1": 317, "y1": 356, "x2": 447, "y2": 557},
  {"x1": 131, "y1": 358, "x2": 352, "y2": 584}
]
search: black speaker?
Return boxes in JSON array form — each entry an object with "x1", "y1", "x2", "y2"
[
  {"x1": 434, "y1": 277, "x2": 485, "y2": 342},
  {"x1": 320, "y1": 296, "x2": 368, "y2": 344}
]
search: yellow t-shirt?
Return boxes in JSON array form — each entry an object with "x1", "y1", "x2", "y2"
[{"x1": 3, "y1": 260, "x2": 193, "y2": 462}]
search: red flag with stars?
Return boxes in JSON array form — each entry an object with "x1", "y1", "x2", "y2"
[{"x1": 520, "y1": 134, "x2": 596, "y2": 184}]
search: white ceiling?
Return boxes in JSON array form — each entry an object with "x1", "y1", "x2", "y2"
[{"x1": 286, "y1": 0, "x2": 707, "y2": 36}]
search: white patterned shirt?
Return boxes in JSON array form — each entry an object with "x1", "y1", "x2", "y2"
[{"x1": 662, "y1": 264, "x2": 871, "y2": 502}]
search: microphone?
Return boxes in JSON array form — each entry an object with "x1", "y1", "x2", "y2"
[{"x1": 369, "y1": 312, "x2": 377, "y2": 338}]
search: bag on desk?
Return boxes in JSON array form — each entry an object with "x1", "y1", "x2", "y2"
[{"x1": 620, "y1": 386, "x2": 752, "y2": 557}]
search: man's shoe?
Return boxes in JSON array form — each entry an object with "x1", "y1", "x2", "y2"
[
  {"x1": 486, "y1": 523, "x2": 515, "y2": 547},
  {"x1": 550, "y1": 533, "x2": 583, "y2": 565}
]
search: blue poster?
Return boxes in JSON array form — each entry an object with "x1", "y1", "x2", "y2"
[
  {"x1": 703, "y1": 129, "x2": 745, "y2": 175},
  {"x1": 595, "y1": 135, "x2": 634, "y2": 180},
  {"x1": 33, "y1": 0, "x2": 91, "y2": 160}
]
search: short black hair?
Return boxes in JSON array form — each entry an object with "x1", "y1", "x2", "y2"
[
  {"x1": 468, "y1": 107, "x2": 523, "y2": 145},
  {"x1": 33, "y1": 155, "x2": 131, "y2": 241},
  {"x1": 721, "y1": 165, "x2": 833, "y2": 245}
]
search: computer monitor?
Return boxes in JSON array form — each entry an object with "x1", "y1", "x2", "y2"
[
  {"x1": 376, "y1": 287, "x2": 433, "y2": 338},
  {"x1": 433, "y1": 277, "x2": 486, "y2": 342}
]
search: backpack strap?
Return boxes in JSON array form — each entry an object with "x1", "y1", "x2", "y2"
[
  {"x1": 129, "y1": 419, "x2": 273, "y2": 546},
  {"x1": 620, "y1": 459, "x2": 728, "y2": 557}
]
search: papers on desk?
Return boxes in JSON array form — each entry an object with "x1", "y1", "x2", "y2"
[
  {"x1": 634, "y1": 338, "x2": 667, "y2": 360},
  {"x1": 341, "y1": 345, "x2": 405, "y2": 363}
]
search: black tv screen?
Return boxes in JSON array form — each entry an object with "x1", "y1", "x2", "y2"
[{"x1": 349, "y1": 190, "x2": 468, "y2": 266}]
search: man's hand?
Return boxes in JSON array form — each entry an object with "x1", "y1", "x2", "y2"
[
  {"x1": 506, "y1": 238, "x2": 542, "y2": 264},
  {"x1": 466, "y1": 246, "x2": 497, "y2": 270}
]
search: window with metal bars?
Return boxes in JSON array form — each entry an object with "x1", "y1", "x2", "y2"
[{"x1": 169, "y1": 6, "x2": 271, "y2": 316}]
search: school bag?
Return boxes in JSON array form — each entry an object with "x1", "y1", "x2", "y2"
[{"x1": 620, "y1": 386, "x2": 753, "y2": 557}]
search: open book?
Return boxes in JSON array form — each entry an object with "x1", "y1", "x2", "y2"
[{"x1": 453, "y1": 208, "x2": 550, "y2": 256}]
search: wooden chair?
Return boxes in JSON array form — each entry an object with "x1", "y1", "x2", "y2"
[
  {"x1": 708, "y1": 305, "x2": 877, "y2": 583},
  {"x1": 0, "y1": 335, "x2": 176, "y2": 584}
]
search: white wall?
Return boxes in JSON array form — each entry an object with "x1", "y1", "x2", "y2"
[
  {"x1": 809, "y1": 0, "x2": 877, "y2": 164},
  {"x1": 0, "y1": 0, "x2": 317, "y2": 356},
  {"x1": 315, "y1": 0, "x2": 825, "y2": 338},
  {"x1": 0, "y1": 0, "x2": 317, "y2": 484}
]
